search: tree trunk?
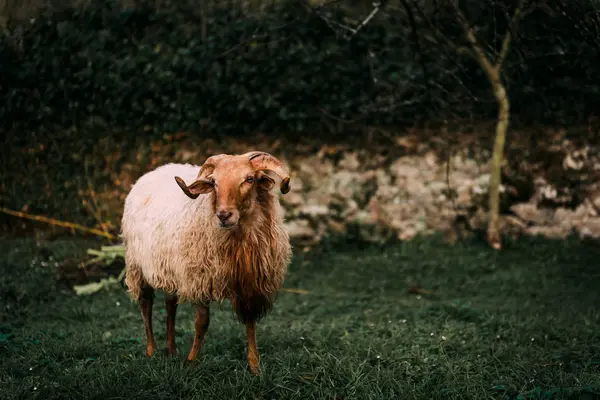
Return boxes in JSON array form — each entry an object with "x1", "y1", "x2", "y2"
[{"x1": 487, "y1": 70, "x2": 510, "y2": 250}]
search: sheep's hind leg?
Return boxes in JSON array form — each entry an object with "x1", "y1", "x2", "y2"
[
  {"x1": 187, "y1": 303, "x2": 210, "y2": 361},
  {"x1": 165, "y1": 294, "x2": 178, "y2": 356},
  {"x1": 246, "y1": 321, "x2": 260, "y2": 376},
  {"x1": 140, "y1": 286, "x2": 157, "y2": 357}
]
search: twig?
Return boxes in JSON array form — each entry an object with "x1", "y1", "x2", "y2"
[
  {"x1": 281, "y1": 288, "x2": 310, "y2": 295},
  {"x1": 317, "y1": 107, "x2": 363, "y2": 124},
  {"x1": 0, "y1": 207, "x2": 117, "y2": 240},
  {"x1": 351, "y1": 1, "x2": 383, "y2": 37},
  {"x1": 307, "y1": 0, "x2": 387, "y2": 40},
  {"x1": 314, "y1": 0, "x2": 346, "y2": 7},
  {"x1": 449, "y1": 0, "x2": 527, "y2": 74},
  {"x1": 496, "y1": 0, "x2": 525, "y2": 69},
  {"x1": 400, "y1": 0, "x2": 433, "y2": 111},
  {"x1": 407, "y1": 286, "x2": 433, "y2": 295},
  {"x1": 413, "y1": 0, "x2": 473, "y2": 58},
  {"x1": 450, "y1": 2, "x2": 497, "y2": 76},
  {"x1": 83, "y1": 157, "x2": 111, "y2": 237}
]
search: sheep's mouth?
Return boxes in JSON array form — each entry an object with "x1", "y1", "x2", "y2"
[{"x1": 219, "y1": 222, "x2": 238, "y2": 230}]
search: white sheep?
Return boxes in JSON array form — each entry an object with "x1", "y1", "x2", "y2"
[{"x1": 121, "y1": 151, "x2": 292, "y2": 375}]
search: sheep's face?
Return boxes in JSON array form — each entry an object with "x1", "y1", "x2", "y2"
[
  {"x1": 175, "y1": 157, "x2": 276, "y2": 229},
  {"x1": 210, "y1": 160, "x2": 276, "y2": 229},
  {"x1": 175, "y1": 152, "x2": 291, "y2": 229}
]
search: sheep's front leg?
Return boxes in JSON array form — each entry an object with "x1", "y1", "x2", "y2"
[
  {"x1": 246, "y1": 321, "x2": 260, "y2": 375},
  {"x1": 187, "y1": 303, "x2": 210, "y2": 361},
  {"x1": 140, "y1": 287, "x2": 157, "y2": 357},
  {"x1": 165, "y1": 294, "x2": 178, "y2": 356}
]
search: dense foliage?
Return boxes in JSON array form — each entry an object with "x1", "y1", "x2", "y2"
[
  {"x1": 1, "y1": 0, "x2": 599, "y2": 231},
  {"x1": 1, "y1": 0, "x2": 599, "y2": 135}
]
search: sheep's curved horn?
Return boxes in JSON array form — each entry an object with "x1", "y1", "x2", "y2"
[
  {"x1": 244, "y1": 151, "x2": 291, "y2": 194},
  {"x1": 197, "y1": 154, "x2": 229, "y2": 179},
  {"x1": 175, "y1": 176, "x2": 200, "y2": 199},
  {"x1": 174, "y1": 176, "x2": 214, "y2": 199}
]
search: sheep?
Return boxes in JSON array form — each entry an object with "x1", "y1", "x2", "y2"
[{"x1": 121, "y1": 151, "x2": 293, "y2": 375}]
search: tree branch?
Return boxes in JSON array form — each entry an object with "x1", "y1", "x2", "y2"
[
  {"x1": 449, "y1": 1, "x2": 497, "y2": 76},
  {"x1": 496, "y1": 0, "x2": 526, "y2": 69},
  {"x1": 306, "y1": 0, "x2": 387, "y2": 40},
  {"x1": 412, "y1": 0, "x2": 475, "y2": 59},
  {"x1": 400, "y1": 0, "x2": 433, "y2": 110}
]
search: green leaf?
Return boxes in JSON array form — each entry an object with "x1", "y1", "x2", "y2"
[{"x1": 0, "y1": 333, "x2": 14, "y2": 343}]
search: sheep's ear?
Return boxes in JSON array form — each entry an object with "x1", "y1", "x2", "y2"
[
  {"x1": 256, "y1": 171, "x2": 275, "y2": 191},
  {"x1": 175, "y1": 176, "x2": 214, "y2": 199}
]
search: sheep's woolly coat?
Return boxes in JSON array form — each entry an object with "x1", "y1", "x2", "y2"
[{"x1": 122, "y1": 163, "x2": 292, "y2": 322}]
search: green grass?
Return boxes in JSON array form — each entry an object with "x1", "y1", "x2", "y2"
[{"x1": 1, "y1": 235, "x2": 599, "y2": 399}]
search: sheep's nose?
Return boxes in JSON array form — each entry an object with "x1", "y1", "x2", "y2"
[{"x1": 217, "y1": 210, "x2": 233, "y2": 224}]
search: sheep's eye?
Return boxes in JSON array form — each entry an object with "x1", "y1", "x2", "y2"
[{"x1": 246, "y1": 176, "x2": 255, "y2": 184}]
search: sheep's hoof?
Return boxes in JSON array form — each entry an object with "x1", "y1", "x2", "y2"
[
  {"x1": 249, "y1": 364, "x2": 260, "y2": 376},
  {"x1": 183, "y1": 356, "x2": 198, "y2": 367},
  {"x1": 164, "y1": 347, "x2": 177, "y2": 357},
  {"x1": 146, "y1": 345, "x2": 156, "y2": 357},
  {"x1": 248, "y1": 354, "x2": 260, "y2": 376}
]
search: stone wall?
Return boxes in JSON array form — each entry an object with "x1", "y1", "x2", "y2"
[{"x1": 86, "y1": 125, "x2": 600, "y2": 247}]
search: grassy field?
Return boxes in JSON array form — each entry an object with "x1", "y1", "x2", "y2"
[{"x1": 0, "y1": 235, "x2": 599, "y2": 399}]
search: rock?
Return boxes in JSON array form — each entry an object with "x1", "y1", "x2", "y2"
[
  {"x1": 588, "y1": 189, "x2": 600, "y2": 212},
  {"x1": 298, "y1": 204, "x2": 329, "y2": 219},
  {"x1": 341, "y1": 199, "x2": 359, "y2": 219},
  {"x1": 281, "y1": 191, "x2": 304, "y2": 207},
  {"x1": 526, "y1": 225, "x2": 572, "y2": 239},
  {"x1": 579, "y1": 218, "x2": 600, "y2": 239},
  {"x1": 424, "y1": 151, "x2": 437, "y2": 168},
  {"x1": 332, "y1": 171, "x2": 357, "y2": 199},
  {"x1": 498, "y1": 215, "x2": 527, "y2": 239},
  {"x1": 350, "y1": 211, "x2": 395, "y2": 243},
  {"x1": 510, "y1": 203, "x2": 554, "y2": 225},
  {"x1": 398, "y1": 226, "x2": 418, "y2": 241},
  {"x1": 538, "y1": 184, "x2": 558, "y2": 201},
  {"x1": 284, "y1": 220, "x2": 316, "y2": 243},
  {"x1": 338, "y1": 152, "x2": 360, "y2": 171},
  {"x1": 562, "y1": 147, "x2": 588, "y2": 170},
  {"x1": 472, "y1": 174, "x2": 491, "y2": 194},
  {"x1": 389, "y1": 159, "x2": 421, "y2": 180},
  {"x1": 297, "y1": 157, "x2": 334, "y2": 190},
  {"x1": 272, "y1": 138, "x2": 600, "y2": 246},
  {"x1": 456, "y1": 186, "x2": 473, "y2": 208},
  {"x1": 427, "y1": 181, "x2": 448, "y2": 194},
  {"x1": 327, "y1": 219, "x2": 347, "y2": 234}
]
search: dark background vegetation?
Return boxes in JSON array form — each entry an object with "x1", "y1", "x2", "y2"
[{"x1": 1, "y1": 0, "x2": 600, "y2": 233}]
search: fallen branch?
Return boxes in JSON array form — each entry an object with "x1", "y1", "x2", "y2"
[
  {"x1": 281, "y1": 288, "x2": 310, "y2": 295},
  {"x1": 1, "y1": 207, "x2": 309, "y2": 296},
  {"x1": 0, "y1": 207, "x2": 117, "y2": 240}
]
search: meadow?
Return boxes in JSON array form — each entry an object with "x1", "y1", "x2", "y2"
[{"x1": 1, "y1": 235, "x2": 599, "y2": 399}]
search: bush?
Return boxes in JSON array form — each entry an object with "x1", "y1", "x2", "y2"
[{"x1": 1, "y1": 0, "x2": 599, "y2": 232}]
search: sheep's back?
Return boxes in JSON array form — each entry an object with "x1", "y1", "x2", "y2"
[{"x1": 122, "y1": 163, "x2": 215, "y2": 297}]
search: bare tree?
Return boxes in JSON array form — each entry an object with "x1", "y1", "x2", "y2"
[
  {"x1": 451, "y1": 0, "x2": 531, "y2": 249},
  {"x1": 416, "y1": 0, "x2": 531, "y2": 249}
]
